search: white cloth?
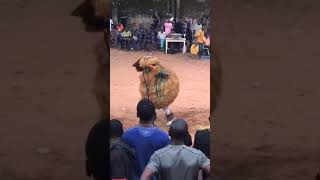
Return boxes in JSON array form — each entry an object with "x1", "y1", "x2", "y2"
[
  {"x1": 158, "y1": 31, "x2": 166, "y2": 40},
  {"x1": 110, "y1": 19, "x2": 113, "y2": 31},
  {"x1": 195, "y1": 24, "x2": 202, "y2": 32}
]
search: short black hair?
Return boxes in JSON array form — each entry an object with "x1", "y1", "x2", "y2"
[
  {"x1": 137, "y1": 98, "x2": 156, "y2": 122},
  {"x1": 110, "y1": 119, "x2": 124, "y2": 138},
  {"x1": 169, "y1": 118, "x2": 189, "y2": 141}
]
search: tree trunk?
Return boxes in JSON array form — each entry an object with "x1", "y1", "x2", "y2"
[{"x1": 176, "y1": 0, "x2": 181, "y2": 20}]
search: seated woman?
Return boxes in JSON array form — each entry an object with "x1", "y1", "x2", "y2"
[{"x1": 195, "y1": 27, "x2": 207, "y2": 58}]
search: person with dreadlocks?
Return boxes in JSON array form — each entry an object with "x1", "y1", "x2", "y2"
[{"x1": 133, "y1": 56, "x2": 179, "y2": 126}]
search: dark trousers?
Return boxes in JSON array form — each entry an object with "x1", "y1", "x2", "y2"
[
  {"x1": 121, "y1": 38, "x2": 133, "y2": 50},
  {"x1": 198, "y1": 43, "x2": 204, "y2": 57}
]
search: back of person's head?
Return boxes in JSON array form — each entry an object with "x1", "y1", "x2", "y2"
[
  {"x1": 169, "y1": 118, "x2": 189, "y2": 141},
  {"x1": 86, "y1": 118, "x2": 108, "y2": 179},
  {"x1": 110, "y1": 119, "x2": 124, "y2": 138},
  {"x1": 137, "y1": 98, "x2": 156, "y2": 123}
]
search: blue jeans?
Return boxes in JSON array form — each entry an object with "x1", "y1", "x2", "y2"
[
  {"x1": 160, "y1": 39, "x2": 165, "y2": 50},
  {"x1": 198, "y1": 43, "x2": 204, "y2": 58}
]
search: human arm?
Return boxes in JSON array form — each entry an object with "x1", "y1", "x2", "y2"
[
  {"x1": 140, "y1": 168, "x2": 154, "y2": 180},
  {"x1": 203, "y1": 164, "x2": 210, "y2": 177},
  {"x1": 198, "y1": 151, "x2": 211, "y2": 177},
  {"x1": 141, "y1": 153, "x2": 160, "y2": 180}
]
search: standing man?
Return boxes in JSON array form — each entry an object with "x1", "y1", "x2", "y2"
[
  {"x1": 140, "y1": 118, "x2": 210, "y2": 180},
  {"x1": 110, "y1": 119, "x2": 135, "y2": 180},
  {"x1": 152, "y1": 11, "x2": 160, "y2": 30},
  {"x1": 123, "y1": 99, "x2": 171, "y2": 180}
]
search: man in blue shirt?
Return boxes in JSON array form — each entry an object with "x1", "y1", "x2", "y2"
[{"x1": 123, "y1": 99, "x2": 171, "y2": 180}]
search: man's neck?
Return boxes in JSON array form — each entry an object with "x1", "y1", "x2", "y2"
[
  {"x1": 139, "y1": 122, "x2": 155, "y2": 128},
  {"x1": 172, "y1": 140, "x2": 184, "y2": 145}
]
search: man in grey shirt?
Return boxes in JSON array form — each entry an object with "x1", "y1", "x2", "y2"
[{"x1": 140, "y1": 118, "x2": 210, "y2": 180}]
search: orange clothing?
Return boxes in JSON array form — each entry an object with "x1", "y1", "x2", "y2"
[{"x1": 195, "y1": 30, "x2": 206, "y2": 44}]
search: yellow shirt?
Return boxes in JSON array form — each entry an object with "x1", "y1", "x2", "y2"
[
  {"x1": 195, "y1": 30, "x2": 205, "y2": 44},
  {"x1": 121, "y1": 31, "x2": 132, "y2": 38}
]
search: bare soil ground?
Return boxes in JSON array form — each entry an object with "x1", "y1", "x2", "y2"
[{"x1": 110, "y1": 49, "x2": 210, "y2": 138}]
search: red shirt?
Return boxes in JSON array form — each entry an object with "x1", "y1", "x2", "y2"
[{"x1": 116, "y1": 24, "x2": 124, "y2": 32}]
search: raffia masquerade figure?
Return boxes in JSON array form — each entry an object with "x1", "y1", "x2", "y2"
[{"x1": 133, "y1": 56, "x2": 179, "y2": 126}]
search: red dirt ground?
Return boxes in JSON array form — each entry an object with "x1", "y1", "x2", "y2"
[{"x1": 110, "y1": 49, "x2": 210, "y2": 138}]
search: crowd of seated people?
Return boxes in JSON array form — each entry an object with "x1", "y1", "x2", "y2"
[
  {"x1": 110, "y1": 23, "x2": 159, "y2": 52},
  {"x1": 85, "y1": 98, "x2": 211, "y2": 180},
  {"x1": 110, "y1": 17, "x2": 211, "y2": 57}
]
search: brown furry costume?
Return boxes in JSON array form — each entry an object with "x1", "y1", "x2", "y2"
[{"x1": 133, "y1": 56, "x2": 179, "y2": 124}]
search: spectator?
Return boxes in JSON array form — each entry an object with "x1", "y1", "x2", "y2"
[
  {"x1": 152, "y1": 11, "x2": 160, "y2": 30},
  {"x1": 157, "y1": 28, "x2": 166, "y2": 50},
  {"x1": 123, "y1": 99, "x2": 171, "y2": 180},
  {"x1": 194, "y1": 117, "x2": 211, "y2": 180},
  {"x1": 174, "y1": 20, "x2": 182, "y2": 34},
  {"x1": 144, "y1": 29, "x2": 154, "y2": 51},
  {"x1": 185, "y1": 22, "x2": 193, "y2": 51},
  {"x1": 116, "y1": 23, "x2": 124, "y2": 32},
  {"x1": 181, "y1": 20, "x2": 188, "y2": 36},
  {"x1": 195, "y1": 27, "x2": 206, "y2": 58},
  {"x1": 195, "y1": 20, "x2": 203, "y2": 33},
  {"x1": 137, "y1": 25, "x2": 145, "y2": 50},
  {"x1": 151, "y1": 27, "x2": 158, "y2": 48},
  {"x1": 140, "y1": 118, "x2": 210, "y2": 180},
  {"x1": 85, "y1": 119, "x2": 108, "y2": 180},
  {"x1": 121, "y1": 27, "x2": 133, "y2": 51},
  {"x1": 110, "y1": 119, "x2": 135, "y2": 180},
  {"x1": 132, "y1": 28, "x2": 140, "y2": 51},
  {"x1": 190, "y1": 18, "x2": 197, "y2": 35},
  {"x1": 164, "y1": 19, "x2": 173, "y2": 36}
]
